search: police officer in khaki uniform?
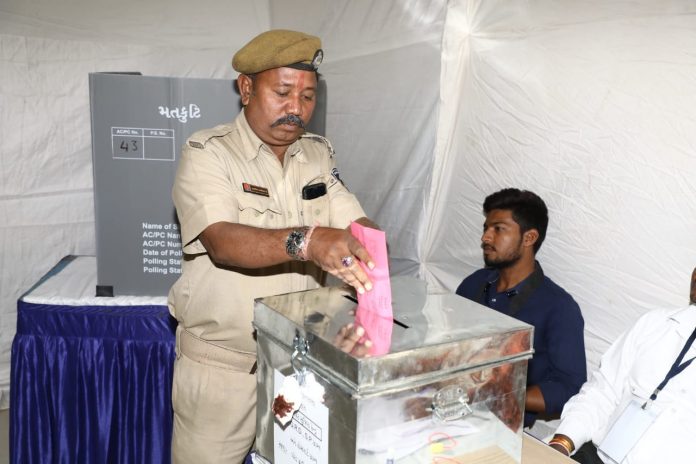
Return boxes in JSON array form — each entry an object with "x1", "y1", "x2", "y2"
[{"x1": 168, "y1": 30, "x2": 377, "y2": 463}]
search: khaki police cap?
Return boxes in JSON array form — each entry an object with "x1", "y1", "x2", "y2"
[{"x1": 232, "y1": 29, "x2": 323, "y2": 74}]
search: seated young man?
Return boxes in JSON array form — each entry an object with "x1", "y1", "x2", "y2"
[{"x1": 456, "y1": 188, "x2": 586, "y2": 427}]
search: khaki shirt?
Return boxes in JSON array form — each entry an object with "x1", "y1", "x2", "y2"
[{"x1": 168, "y1": 111, "x2": 366, "y2": 353}]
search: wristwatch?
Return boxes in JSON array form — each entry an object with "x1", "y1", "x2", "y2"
[{"x1": 285, "y1": 227, "x2": 309, "y2": 261}]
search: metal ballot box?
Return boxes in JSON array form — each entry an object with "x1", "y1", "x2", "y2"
[{"x1": 253, "y1": 277, "x2": 533, "y2": 464}]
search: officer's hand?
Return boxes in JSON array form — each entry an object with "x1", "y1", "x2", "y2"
[
  {"x1": 306, "y1": 227, "x2": 374, "y2": 294},
  {"x1": 333, "y1": 323, "x2": 372, "y2": 357}
]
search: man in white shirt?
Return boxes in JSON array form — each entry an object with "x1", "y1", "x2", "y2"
[{"x1": 548, "y1": 267, "x2": 696, "y2": 464}]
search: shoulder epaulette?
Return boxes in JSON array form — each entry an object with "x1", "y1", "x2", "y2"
[
  {"x1": 300, "y1": 132, "x2": 335, "y2": 158},
  {"x1": 186, "y1": 123, "x2": 235, "y2": 149}
]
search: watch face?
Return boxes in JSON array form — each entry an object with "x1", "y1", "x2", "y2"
[{"x1": 286, "y1": 229, "x2": 306, "y2": 260}]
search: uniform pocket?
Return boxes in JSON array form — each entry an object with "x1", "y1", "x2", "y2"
[
  {"x1": 301, "y1": 194, "x2": 330, "y2": 226},
  {"x1": 236, "y1": 193, "x2": 281, "y2": 227}
]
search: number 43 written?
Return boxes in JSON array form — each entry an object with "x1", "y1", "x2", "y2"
[{"x1": 120, "y1": 140, "x2": 138, "y2": 152}]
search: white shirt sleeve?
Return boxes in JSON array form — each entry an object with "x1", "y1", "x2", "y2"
[{"x1": 554, "y1": 313, "x2": 651, "y2": 449}]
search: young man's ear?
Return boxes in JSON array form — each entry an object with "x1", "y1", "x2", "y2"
[
  {"x1": 237, "y1": 74, "x2": 253, "y2": 106},
  {"x1": 523, "y1": 229, "x2": 539, "y2": 249}
]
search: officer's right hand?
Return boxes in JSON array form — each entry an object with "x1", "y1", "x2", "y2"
[{"x1": 305, "y1": 227, "x2": 374, "y2": 294}]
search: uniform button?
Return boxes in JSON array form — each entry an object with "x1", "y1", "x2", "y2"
[
  {"x1": 287, "y1": 212, "x2": 293, "y2": 218},
  {"x1": 491, "y1": 298, "x2": 497, "y2": 303},
  {"x1": 254, "y1": 211, "x2": 260, "y2": 217},
  {"x1": 315, "y1": 209, "x2": 321, "y2": 215}
]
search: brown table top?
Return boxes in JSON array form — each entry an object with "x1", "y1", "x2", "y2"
[{"x1": 522, "y1": 433, "x2": 575, "y2": 463}]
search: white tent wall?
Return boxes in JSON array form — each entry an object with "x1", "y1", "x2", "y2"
[
  {"x1": 2, "y1": 0, "x2": 695, "y2": 413},
  {"x1": 0, "y1": 0, "x2": 272, "y2": 409},
  {"x1": 0, "y1": 0, "x2": 445, "y2": 409},
  {"x1": 426, "y1": 0, "x2": 696, "y2": 371}
]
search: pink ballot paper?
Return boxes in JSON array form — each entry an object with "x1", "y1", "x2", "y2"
[{"x1": 350, "y1": 221, "x2": 392, "y2": 356}]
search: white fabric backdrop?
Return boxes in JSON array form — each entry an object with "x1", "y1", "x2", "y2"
[
  {"x1": 2, "y1": 0, "x2": 695, "y2": 410},
  {"x1": 0, "y1": 0, "x2": 444, "y2": 409},
  {"x1": 427, "y1": 0, "x2": 696, "y2": 370},
  {"x1": 0, "y1": 0, "x2": 271, "y2": 409}
]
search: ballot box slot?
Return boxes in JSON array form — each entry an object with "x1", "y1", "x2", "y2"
[{"x1": 342, "y1": 294, "x2": 410, "y2": 329}]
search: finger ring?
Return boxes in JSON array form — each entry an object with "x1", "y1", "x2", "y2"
[{"x1": 341, "y1": 256, "x2": 354, "y2": 268}]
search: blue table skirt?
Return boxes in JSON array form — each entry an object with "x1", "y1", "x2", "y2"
[{"x1": 11, "y1": 300, "x2": 177, "y2": 464}]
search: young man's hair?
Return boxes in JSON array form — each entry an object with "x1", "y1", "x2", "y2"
[{"x1": 483, "y1": 188, "x2": 548, "y2": 254}]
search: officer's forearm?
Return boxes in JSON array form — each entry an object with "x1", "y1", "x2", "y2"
[{"x1": 199, "y1": 222, "x2": 294, "y2": 268}]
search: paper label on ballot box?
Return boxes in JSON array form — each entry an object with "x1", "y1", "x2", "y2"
[{"x1": 273, "y1": 370, "x2": 329, "y2": 464}]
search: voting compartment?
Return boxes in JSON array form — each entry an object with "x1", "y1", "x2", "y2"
[
  {"x1": 89, "y1": 73, "x2": 238, "y2": 296},
  {"x1": 89, "y1": 72, "x2": 327, "y2": 296},
  {"x1": 253, "y1": 277, "x2": 534, "y2": 464}
]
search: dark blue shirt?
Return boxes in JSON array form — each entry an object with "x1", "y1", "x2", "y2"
[{"x1": 455, "y1": 263, "x2": 586, "y2": 427}]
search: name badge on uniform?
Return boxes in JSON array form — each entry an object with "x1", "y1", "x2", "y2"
[
  {"x1": 598, "y1": 400, "x2": 659, "y2": 463},
  {"x1": 242, "y1": 182, "x2": 269, "y2": 197}
]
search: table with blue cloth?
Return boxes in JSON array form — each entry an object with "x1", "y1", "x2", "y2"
[{"x1": 10, "y1": 255, "x2": 177, "y2": 464}]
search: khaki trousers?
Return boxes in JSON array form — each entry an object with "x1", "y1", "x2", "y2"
[{"x1": 172, "y1": 329, "x2": 257, "y2": 464}]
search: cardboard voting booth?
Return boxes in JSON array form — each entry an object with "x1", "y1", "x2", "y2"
[{"x1": 89, "y1": 72, "x2": 327, "y2": 296}]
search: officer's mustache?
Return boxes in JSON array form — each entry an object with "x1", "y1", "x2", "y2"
[{"x1": 271, "y1": 114, "x2": 305, "y2": 129}]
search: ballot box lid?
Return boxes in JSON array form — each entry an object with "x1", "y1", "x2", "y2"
[{"x1": 253, "y1": 276, "x2": 533, "y2": 397}]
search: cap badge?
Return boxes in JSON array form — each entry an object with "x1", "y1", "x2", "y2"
[{"x1": 311, "y1": 49, "x2": 323, "y2": 69}]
